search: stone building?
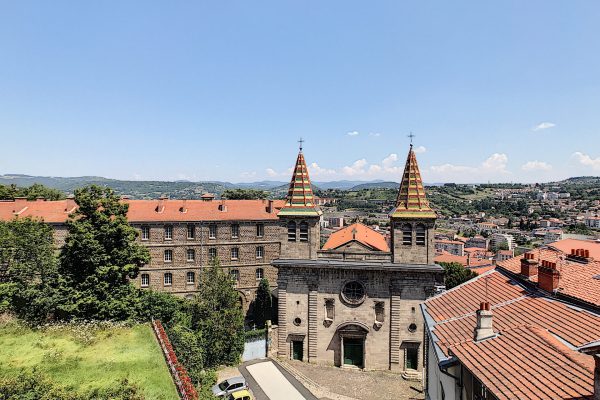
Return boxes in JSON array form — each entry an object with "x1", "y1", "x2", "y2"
[
  {"x1": 273, "y1": 145, "x2": 444, "y2": 374},
  {"x1": 0, "y1": 195, "x2": 287, "y2": 314}
]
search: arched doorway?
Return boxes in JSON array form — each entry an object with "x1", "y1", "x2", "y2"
[{"x1": 336, "y1": 322, "x2": 369, "y2": 369}]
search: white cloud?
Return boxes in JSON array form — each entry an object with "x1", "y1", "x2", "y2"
[
  {"x1": 308, "y1": 162, "x2": 337, "y2": 177},
  {"x1": 369, "y1": 132, "x2": 381, "y2": 137},
  {"x1": 572, "y1": 152, "x2": 600, "y2": 171},
  {"x1": 532, "y1": 122, "x2": 556, "y2": 132},
  {"x1": 428, "y1": 153, "x2": 510, "y2": 182},
  {"x1": 521, "y1": 161, "x2": 552, "y2": 171},
  {"x1": 347, "y1": 131, "x2": 359, "y2": 136},
  {"x1": 413, "y1": 145, "x2": 426, "y2": 154},
  {"x1": 382, "y1": 153, "x2": 398, "y2": 168}
]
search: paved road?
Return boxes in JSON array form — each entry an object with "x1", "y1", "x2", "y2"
[{"x1": 240, "y1": 359, "x2": 318, "y2": 400}]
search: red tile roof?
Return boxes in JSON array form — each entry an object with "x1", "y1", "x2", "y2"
[
  {"x1": 424, "y1": 265, "x2": 600, "y2": 400},
  {"x1": 434, "y1": 252, "x2": 492, "y2": 268},
  {"x1": 496, "y1": 240, "x2": 600, "y2": 307},
  {"x1": 322, "y1": 222, "x2": 390, "y2": 252},
  {"x1": 0, "y1": 198, "x2": 286, "y2": 223},
  {"x1": 449, "y1": 325, "x2": 595, "y2": 400}
]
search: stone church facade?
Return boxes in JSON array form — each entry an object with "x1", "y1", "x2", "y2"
[{"x1": 273, "y1": 145, "x2": 444, "y2": 374}]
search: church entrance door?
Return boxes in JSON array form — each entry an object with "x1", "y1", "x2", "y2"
[
  {"x1": 292, "y1": 340, "x2": 303, "y2": 361},
  {"x1": 343, "y1": 338, "x2": 364, "y2": 367}
]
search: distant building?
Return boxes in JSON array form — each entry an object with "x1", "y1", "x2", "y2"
[
  {"x1": 315, "y1": 197, "x2": 337, "y2": 206},
  {"x1": 489, "y1": 233, "x2": 514, "y2": 250},
  {"x1": 585, "y1": 216, "x2": 600, "y2": 229},
  {"x1": 435, "y1": 239, "x2": 465, "y2": 256},
  {"x1": 328, "y1": 217, "x2": 344, "y2": 228},
  {"x1": 465, "y1": 236, "x2": 489, "y2": 249},
  {"x1": 494, "y1": 249, "x2": 514, "y2": 262}
]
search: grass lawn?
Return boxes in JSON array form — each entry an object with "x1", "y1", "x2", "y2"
[{"x1": 0, "y1": 320, "x2": 178, "y2": 399}]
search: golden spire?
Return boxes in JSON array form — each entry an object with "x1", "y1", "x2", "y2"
[{"x1": 278, "y1": 143, "x2": 322, "y2": 217}]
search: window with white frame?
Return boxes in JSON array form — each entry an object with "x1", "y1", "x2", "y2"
[
  {"x1": 164, "y1": 273, "x2": 172, "y2": 286},
  {"x1": 230, "y1": 269, "x2": 239, "y2": 283},
  {"x1": 255, "y1": 268, "x2": 264, "y2": 280},
  {"x1": 208, "y1": 247, "x2": 217, "y2": 259},
  {"x1": 141, "y1": 273, "x2": 149, "y2": 287},
  {"x1": 187, "y1": 224, "x2": 195, "y2": 239},
  {"x1": 256, "y1": 246, "x2": 264, "y2": 259},
  {"x1": 186, "y1": 271, "x2": 195, "y2": 285},
  {"x1": 256, "y1": 223, "x2": 264, "y2": 238},
  {"x1": 187, "y1": 249, "x2": 195, "y2": 262},
  {"x1": 231, "y1": 247, "x2": 239, "y2": 260},
  {"x1": 209, "y1": 224, "x2": 217, "y2": 239},
  {"x1": 231, "y1": 224, "x2": 240, "y2": 239},
  {"x1": 164, "y1": 249, "x2": 173, "y2": 262},
  {"x1": 164, "y1": 225, "x2": 173, "y2": 240},
  {"x1": 141, "y1": 226, "x2": 150, "y2": 241}
]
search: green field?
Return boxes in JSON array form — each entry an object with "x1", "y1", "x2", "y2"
[{"x1": 0, "y1": 320, "x2": 178, "y2": 399}]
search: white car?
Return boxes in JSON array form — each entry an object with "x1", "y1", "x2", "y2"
[{"x1": 211, "y1": 376, "x2": 248, "y2": 398}]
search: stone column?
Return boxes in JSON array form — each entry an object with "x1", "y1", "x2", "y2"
[
  {"x1": 277, "y1": 281, "x2": 288, "y2": 358},
  {"x1": 308, "y1": 281, "x2": 318, "y2": 363},
  {"x1": 389, "y1": 282, "x2": 401, "y2": 371}
]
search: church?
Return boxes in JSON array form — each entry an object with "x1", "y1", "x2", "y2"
[{"x1": 273, "y1": 144, "x2": 444, "y2": 375}]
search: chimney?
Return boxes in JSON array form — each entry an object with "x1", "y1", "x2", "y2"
[
  {"x1": 218, "y1": 200, "x2": 227, "y2": 212},
  {"x1": 156, "y1": 196, "x2": 167, "y2": 213},
  {"x1": 567, "y1": 248, "x2": 593, "y2": 263},
  {"x1": 520, "y1": 252, "x2": 538, "y2": 279},
  {"x1": 267, "y1": 199, "x2": 274, "y2": 213},
  {"x1": 474, "y1": 302, "x2": 495, "y2": 341},
  {"x1": 538, "y1": 260, "x2": 560, "y2": 293},
  {"x1": 65, "y1": 195, "x2": 77, "y2": 212},
  {"x1": 594, "y1": 355, "x2": 600, "y2": 400}
]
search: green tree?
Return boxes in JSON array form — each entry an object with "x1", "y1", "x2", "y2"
[
  {"x1": 57, "y1": 185, "x2": 150, "y2": 320},
  {"x1": 221, "y1": 189, "x2": 268, "y2": 200},
  {"x1": 439, "y1": 262, "x2": 478, "y2": 289},
  {"x1": 188, "y1": 258, "x2": 245, "y2": 368},
  {"x1": 0, "y1": 218, "x2": 58, "y2": 320},
  {"x1": 0, "y1": 183, "x2": 65, "y2": 200},
  {"x1": 254, "y1": 278, "x2": 272, "y2": 329}
]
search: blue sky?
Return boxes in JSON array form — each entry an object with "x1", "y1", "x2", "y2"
[{"x1": 1, "y1": 1, "x2": 599, "y2": 183}]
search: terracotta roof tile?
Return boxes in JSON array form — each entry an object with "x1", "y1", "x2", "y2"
[
  {"x1": 0, "y1": 199, "x2": 286, "y2": 223},
  {"x1": 449, "y1": 326, "x2": 595, "y2": 400},
  {"x1": 322, "y1": 223, "x2": 390, "y2": 252}
]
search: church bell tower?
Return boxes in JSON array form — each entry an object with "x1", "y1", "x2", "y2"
[
  {"x1": 390, "y1": 144, "x2": 437, "y2": 265},
  {"x1": 277, "y1": 140, "x2": 322, "y2": 260}
]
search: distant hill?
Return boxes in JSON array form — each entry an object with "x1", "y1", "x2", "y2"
[
  {"x1": 349, "y1": 181, "x2": 399, "y2": 190},
  {"x1": 553, "y1": 176, "x2": 600, "y2": 185}
]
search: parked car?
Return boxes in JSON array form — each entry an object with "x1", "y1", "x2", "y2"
[
  {"x1": 227, "y1": 389, "x2": 253, "y2": 400},
  {"x1": 211, "y1": 376, "x2": 248, "y2": 398}
]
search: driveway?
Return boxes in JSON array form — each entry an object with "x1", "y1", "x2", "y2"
[{"x1": 239, "y1": 359, "x2": 318, "y2": 400}]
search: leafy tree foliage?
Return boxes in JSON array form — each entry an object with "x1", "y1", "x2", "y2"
[
  {"x1": 186, "y1": 258, "x2": 245, "y2": 369},
  {"x1": 0, "y1": 183, "x2": 65, "y2": 200},
  {"x1": 221, "y1": 189, "x2": 268, "y2": 200},
  {"x1": 0, "y1": 218, "x2": 59, "y2": 320},
  {"x1": 439, "y1": 262, "x2": 478, "y2": 289},
  {"x1": 253, "y1": 278, "x2": 272, "y2": 329},
  {"x1": 57, "y1": 185, "x2": 150, "y2": 320}
]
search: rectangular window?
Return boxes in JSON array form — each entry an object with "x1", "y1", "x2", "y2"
[
  {"x1": 402, "y1": 226, "x2": 412, "y2": 245},
  {"x1": 230, "y1": 269, "x2": 239, "y2": 284},
  {"x1": 141, "y1": 226, "x2": 150, "y2": 241},
  {"x1": 164, "y1": 273, "x2": 172, "y2": 286},
  {"x1": 186, "y1": 271, "x2": 195, "y2": 284},
  {"x1": 256, "y1": 246, "x2": 264, "y2": 259},
  {"x1": 164, "y1": 225, "x2": 173, "y2": 240},
  {"x1": 187, "y1": 224, "x2": 195, "y2": 239},
  {"x1": 231, "y1": 247, "x2": 239, "y2": 260},
  {"x1": 208, "y1": 247, "x2": 217, "y2": 259},
  {"x1": 256, "y1": 223, "x2": 264, "y2": 238},
  {"x1": 141, "y1": 274, "x2": 149, "y2": 287},
  {"x1": 299, "y1": 221, "x2": 309, "y2": 242},
  {"x1": 231, "y1": 224, "x2": 239, "y2": 239},
  {"x1": 209, "y1": 224, "x2": 217, "y2": 239},
  {"x1": 164, "y1": 249, "x2": 173, "y2": 262},
  {"x1": 255, "y1": 268, "x2": 264, "y2": 280},
  {"x1": 187, "y1": 249, "x2": 195, "y2": 262}
]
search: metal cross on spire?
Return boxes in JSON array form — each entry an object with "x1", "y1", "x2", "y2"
[
  {"x1": 407, "y1": 132, "x2": 415, "y2": 147},
  {"x1": 298, "y1": 137, "x2": 304, "y2": 152}
]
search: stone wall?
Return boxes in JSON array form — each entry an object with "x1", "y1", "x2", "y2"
[{"x1": 390, "y1": 219, "x2": 435, "y2": 264}]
